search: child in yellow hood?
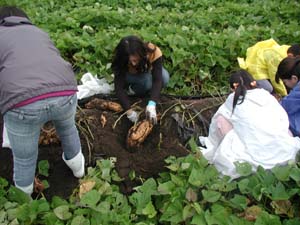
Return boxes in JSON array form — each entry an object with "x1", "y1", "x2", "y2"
[{"x1": 238, "y1": 39, "x2": 290, "y2": 96}]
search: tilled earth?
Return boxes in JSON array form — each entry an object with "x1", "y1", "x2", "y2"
[{"x1": 0, "y1": 94, "x2": 225, "y2": 199}]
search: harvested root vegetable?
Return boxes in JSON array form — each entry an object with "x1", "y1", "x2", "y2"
[
  {"x1": 100, "y1": 114, "x2": 107, "y2": 128},
  {"x1": 34, "y1": 177, "x2": 45, "y2": 193},
  {"x1": 85, "y1": 98, "x2": 123, "y2": 112},
  {"x1": 39, "y1": 122, "x2": 60, "y2": 145},
  {"x1": 127, "y1": 119, "x2": 153, "y2": 148}
]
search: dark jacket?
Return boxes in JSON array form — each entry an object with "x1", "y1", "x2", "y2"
[
  {"x1": 281, "y1": 82, "x2": 300, "y2": 136},
  {"x1": 0, "y1": 16, "x2": 77, "y2": 114}
]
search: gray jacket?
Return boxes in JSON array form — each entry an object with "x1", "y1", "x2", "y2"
[{"x1": 0, "y1": 16, "x2": 77, "y2": 114}]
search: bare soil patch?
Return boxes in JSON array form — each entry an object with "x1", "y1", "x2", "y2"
[{"x1": 0, "y1": 95, "x2": 225, "y2": 199}]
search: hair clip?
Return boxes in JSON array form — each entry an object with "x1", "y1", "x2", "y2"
[
  {"x1": 250, "y1": 81, "x2": 257, "y2": 87},
  {"x1": 233, "y1": 83, "x2": 239, "y2": 88}
]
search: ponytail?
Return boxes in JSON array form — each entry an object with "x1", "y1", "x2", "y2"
[{"x1": 229, "y1": 69, "x2": 256, "y2": 113}]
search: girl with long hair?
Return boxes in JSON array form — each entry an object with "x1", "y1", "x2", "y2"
[
  {"x1": 112, "y1": 35, "x2": 169, "y2": 124},
  {"x1": 198, "y1": 69, "x2": 300, "y2": 178}
]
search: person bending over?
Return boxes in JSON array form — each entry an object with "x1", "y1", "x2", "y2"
[
  {"x1": 276, "y1": 57, "x2": 300, "y2": 137},
  {"x1": 198, "y1": 69, "x2": 300, "y2": 178},
  {"x1": 0, "y1": 6, "x2": 85, "y2": 195},
  {"x1": 112, "y1": 35, "x2": 169, "y2": 124}
]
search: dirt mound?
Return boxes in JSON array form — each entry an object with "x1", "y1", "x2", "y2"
[{"x1": 0, "y1": 95, "x2": 225, "y2": 199}]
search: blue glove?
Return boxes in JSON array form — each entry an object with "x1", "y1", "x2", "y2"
[
  {"x1": 127, "y1": 110, "x2": 138, "y2": 123},
  {"x1": 146, "y1": 100, "x2": 157, "y2": 124}
]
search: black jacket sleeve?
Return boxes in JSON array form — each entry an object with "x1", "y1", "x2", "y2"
[
  {"x1": 114, "y1": 72, "x2": 131, "y2": 110},
  {"x1": 150, "y1": 57, "x2": 163, "y2": 102}
]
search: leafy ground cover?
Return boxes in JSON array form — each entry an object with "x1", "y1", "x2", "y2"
[
  {"x1": 0, "y1": 96, "x2": 300, "y2": 224},
  {"x1": 3, "y1": 0, "x2": 300, "y2": 95}
]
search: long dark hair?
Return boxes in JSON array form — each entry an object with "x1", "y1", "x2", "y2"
[
  {"x1": 111, "y1": 35, "x2": 155, "y2": 76},
  {"x1": 0, "y1": 6, "x2": 29, "y2": 20},
  {"x1": 229, "y1": 69, "x2": 256, "y2": 113},
  {"x1": 275, "y1": 57, "x2": 300, "y2": 83}
]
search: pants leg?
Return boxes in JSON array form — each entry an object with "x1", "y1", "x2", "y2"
[
  {"x1": 49, "y1": 94, "x2": 81, "y2": 160},
  {"x1": 162, "y1": 67, "x2": 170, "y2": 87},
  {"x1": 4, "y1": 108, "x2": 42, "y2": 187},
  {"x1": 126, "y1": 67, "x2": 170, "y2": 96}
]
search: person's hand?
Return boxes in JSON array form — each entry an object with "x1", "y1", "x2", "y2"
[
  {"x1": 126, "y1": 109, "x2": 138, "y2": 123},
  {"x1": 146, "y1": 100, "x2": 157, "y2": 124}
]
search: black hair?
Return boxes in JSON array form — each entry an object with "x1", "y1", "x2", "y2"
[
  {"x1": 0, "y1": 6, "x2": 29, "y2": 20},
  {"x1": 229, "y1": 69, "x2": 256, "y2": 113},
  {"x1": 111, "y1": 35, "x2": 155, "y2": 76},
  {"x1": 287, "y1": 44, "x2": 300, "y2": 57},
  {"x1": 275, "y1": 57, "x2": 300, "y2": 83}
]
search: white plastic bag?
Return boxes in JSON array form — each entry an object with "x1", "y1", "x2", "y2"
[
  {"x1": 77, "y1": 72, "x2": 113, "y2": 100},
  {"x1": 2, "y1": 124, "x2": 11, "y2": 148}
]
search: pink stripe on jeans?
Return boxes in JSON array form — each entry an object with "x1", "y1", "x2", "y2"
[{"x1": 13, "y1": 90, "x2": 76, "y2": 108}]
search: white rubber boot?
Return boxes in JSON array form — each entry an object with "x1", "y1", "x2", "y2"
[
  {"x1": 62, "y1": 150, "x2": 85, "y2": 178},
  {"x1": 15, "y1": 182, "x2": 33, "y2": 196}
]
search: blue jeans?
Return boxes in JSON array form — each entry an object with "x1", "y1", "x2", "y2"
[
  {"x1": 126, "y1": 67, "x2": 170, "y2": 96},
  {"x1": 3, "y1": 94, "x2": 81, "y2": 187}
]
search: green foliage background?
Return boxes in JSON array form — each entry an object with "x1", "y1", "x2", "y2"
[{"x1": 1, "y1": 0, "x2": 299, "y2": 95}]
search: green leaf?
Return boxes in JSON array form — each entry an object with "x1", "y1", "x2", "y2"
[
  {"x1": 170, "y1": 174, "x2": 185, "y2": 187},
  {"x1": 7, "y1": 186, "x2": 31, "y2": 204},
  {"x1": 235, "y1": 162, "x2": 252, "y2": 177},
  {"x1": 188, "y1": 167, "x2": 205, "y2": 187},
  {"x1": 191, "y1": 212, "x2": 206, "y2": 225},
  {"x1": 42, "y1": 180, "x2": 50, "y2": 190},
  {"x1": 272, "y1": 165, "x2": 291, "y2": 182},
  {"x1": 71, "y1": 215, "x2": 90, "y2": 225},
  {"x1": 142, "y1": 201, "x2": 157, "y2": 218},
  {"x1": 157, "y1": 181, "x2": 176, "y2": 195},
  {"x1": 182, "y1": 204, "x2": 195, "y2": 221},
  {"x1": 289, "y1": 167, "x2": 300, "y2": 183},
  {"x1": 204, "y1": 204, "x2": 229, "y2": 225},
  {"x1": 137, "y1": 178, "x2": 157, "y2": 194},
  {"x1": 188, "y1": 137, "x2": 199, "y2": 153},
  {"x1": 283, "y1": 218, "x2": 300, "y2": 225},
  {"x1": 7, "y1": 208, "x2": 18, "y2": 221},
  {"x1": 255, "y1": 211, "x2": 281, "y2": 225},
  {"x1": 80, "y1": 190, "x2": 101, "y2": 207},
  {"x1": 38, "y1": 160, "x2": 50, "y2": 177},
  {"x1": 270, "y1": 182, "x2": 290, "y2": 201},
  {"x1": 16, "y1": 204, "x2": 31, "y2": 222},
  {"x1": 159, "y1": 200, "x2": 183, "y2": 224},
  {"x1": 201, "y1": 190, "x2": 221, "y2": 203},
  {"x1": 53, "y1": 205, "x2": 72, "y2": 220},
  {"x1": 37, "y1": 199, "x2": 50, "y2": 214},
  {"x1": 230, "y1": 194, "x2": 248, "y2": 210},
  {"x1": 51, "y1": 196, "x2": 69, "y2": 208}
]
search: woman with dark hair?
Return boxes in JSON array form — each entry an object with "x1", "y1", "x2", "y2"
[
  {"x1": 287, "y1": 44, "x2": 300, "y2": 57},
  {"x1": 198, "y1": 69, "x2": 300, "y2": 178},
  {"x1": 0, "y1": 6, "x2": 84, "y2": 195},
  {"x1": 112, "y1": 35, "x2": 169, "y2": 124},
  {"x1": 276, "y1": 57, "x2": 300, "y2": 136}
]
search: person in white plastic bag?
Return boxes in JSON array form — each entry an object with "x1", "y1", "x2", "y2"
[{"x1": 198, "y1": 69, "x2": 300, "y2": 179}]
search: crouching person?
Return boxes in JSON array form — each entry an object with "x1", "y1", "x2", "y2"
[
  {"x1": 198, "y1": 69, "x2": 300, "y2": 179},
  {"x1": 0, "y1": 6, "x2": 85, "y2": 195}
]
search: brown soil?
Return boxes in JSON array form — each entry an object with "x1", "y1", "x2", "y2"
[{"x1": 0, "y1": 95, "x2": 225, "y2": 200}]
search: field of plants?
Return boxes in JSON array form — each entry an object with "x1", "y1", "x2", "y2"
[{"x1": 1, "y1": 0, "x2": 300, "y2": 224}]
